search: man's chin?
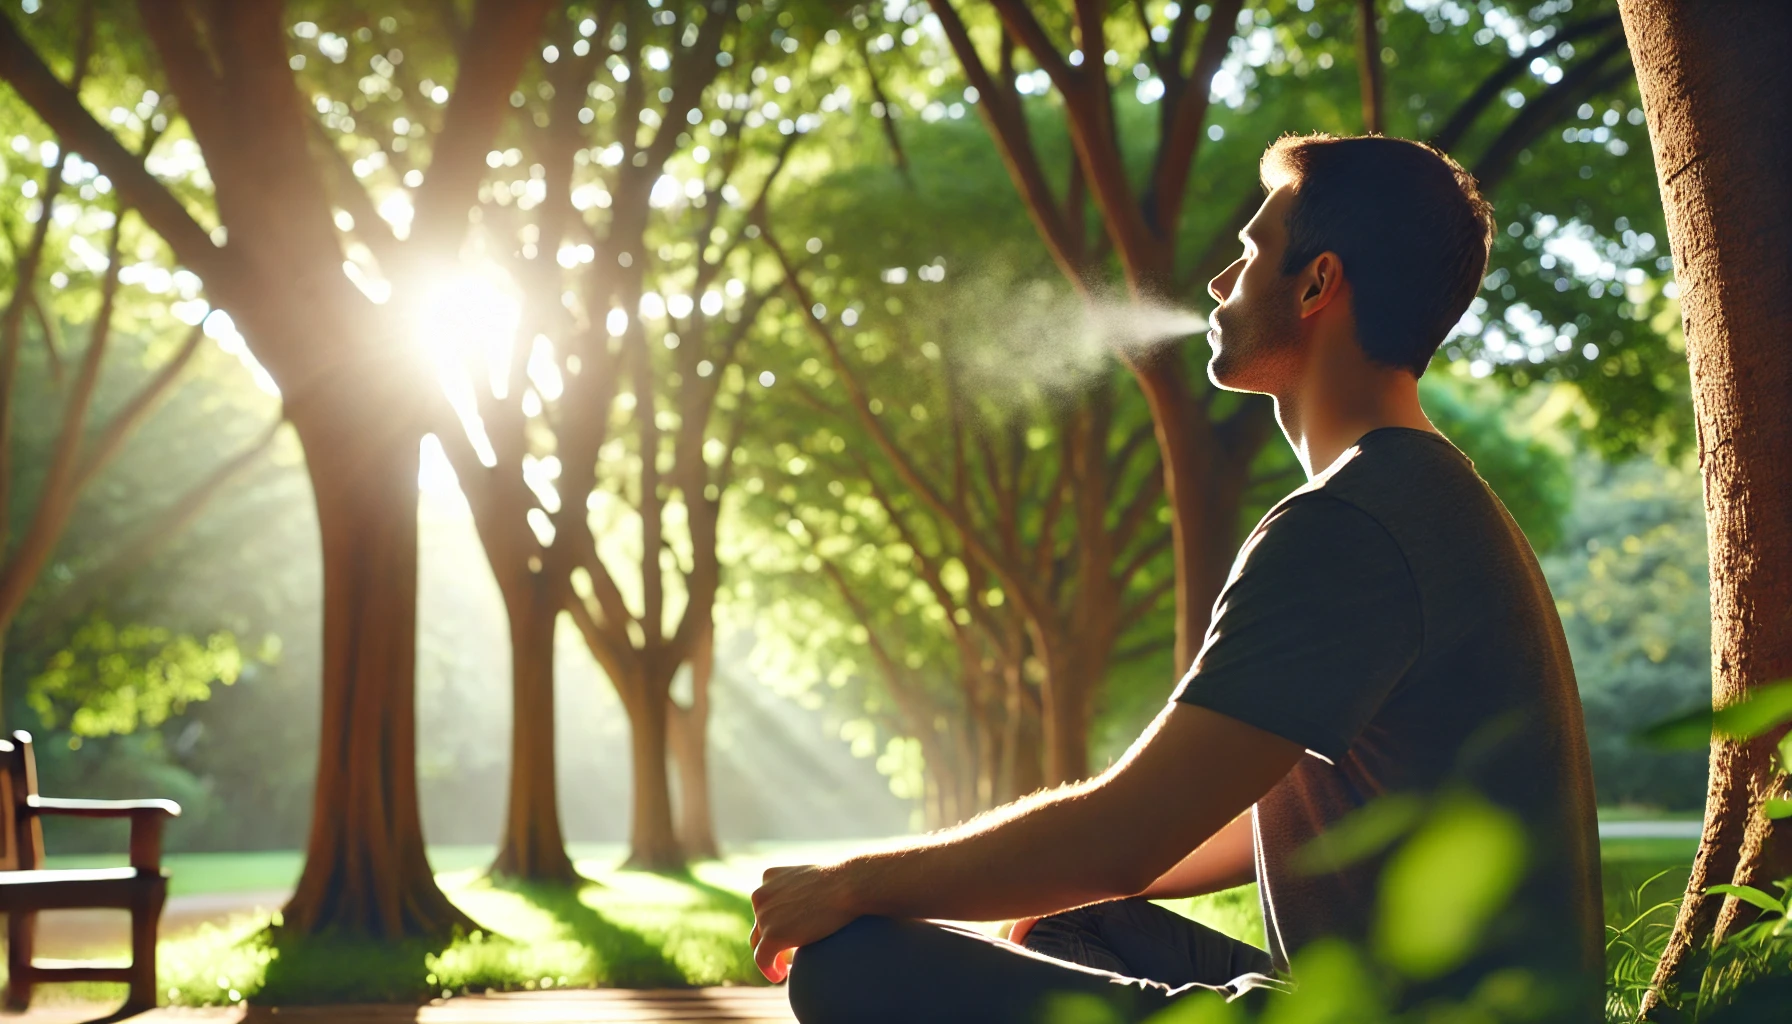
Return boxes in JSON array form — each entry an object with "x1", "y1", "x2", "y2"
[{"x1": 1206, "y1": 352, "x2": 1250, "y2": 393}]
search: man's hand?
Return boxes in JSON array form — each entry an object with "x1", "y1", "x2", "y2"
[
  {"x1": 1003, "y1": 915, "x2": 1042, "y2": 946},
  {"x1": 749, "y1": 863, "x2": 859, "y2": 982}
]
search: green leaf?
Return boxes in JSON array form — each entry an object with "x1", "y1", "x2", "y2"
[
  {"x1": 1713, "y1": 680, "x2": 1792, "y2": 740},
  {"x1": 1374, "y1": 795, "x2": 1528, "y2": 980},
  {"x1": 1636, "y1": 707, "x2": 1714, "y2": 751},
  {"x1": 1636, "y1": 678, "x2": 1792, "y2": 750},
  {"x1": 1705, "y1": 884, "x2": 1785, "y2": 915},
  {"x1": 1764, "y1": 799, "x2": 1792, "y2": 821},
  {"x1": 1292, "y1": 794, "x2": 1424, "y2": 874}
]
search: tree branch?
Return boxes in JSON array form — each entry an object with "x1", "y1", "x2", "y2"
[
  {"x1": 0, "y1": 11, "x2": 223, "y2": 280},
  {"x1": 0, "y1": 215, "x2": 123, "y2": 629},
  {"x1": 136, "y1": 0, "x2": 224, "y2": 144},
  {"x1": 927, "y1": 1, "x2": 1085, "y2": 288},
  {"x1": 307, "y1": 116, "x2": 405, "y2": 271},
  {"x1": 759, "y1": 222, "x2": 1043, "y2": 622},
  {"x1": 1472, "y1": 36, "x2": 1632, "y2": 193},
  {"x1": 410, "y1": 0, "x2": 555, "y2": 255},
  {"x1": 1356, "y1": 0, "x2": 1384, "y2": 134},
  {"x1": 1429, "y1": 12, "x2": 1623, "y2": 154},
  {"x1": 75, "y1": 323, "x2": 206, "y2": 490},
  {"x1": 860, "y1": 37, "x2": 911, "y2": 183},
  {"x1": 34, "y1": 418, "x2": 280, "y2": 632},
  {"x1": 1151, "y1": 0, "x2": 1242, "y2": 251},
  {"x1": 1120, "y1": 574, "x2": 1175, "y2": 632}
]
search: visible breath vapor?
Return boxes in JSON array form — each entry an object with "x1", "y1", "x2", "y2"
[{"x1": 942, "y1": 276, "x2": 1208, "y2": 402}]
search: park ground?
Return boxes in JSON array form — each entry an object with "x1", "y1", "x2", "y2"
[{"x1": 0, "y1": 820, "x2": 1702, "y2": 1019}]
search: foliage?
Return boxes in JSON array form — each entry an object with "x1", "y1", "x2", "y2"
[
  {"x1": 1542, "y1": 453, "x2": 1711, "y2": 811},
  {"x1": 1607, "y1": 683, "x2": 1792, "y2": 1021},
  {"x1": 26, "y1": 615, "x2": 264, "y2": 737}
]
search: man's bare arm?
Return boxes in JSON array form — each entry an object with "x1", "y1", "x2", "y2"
[
  {"x1": 1137, "y1": 809, "x2": 1257, "y2": 900},
  {"x1": 749, "y1": 702, "x2": 1302, "y2": 976}
]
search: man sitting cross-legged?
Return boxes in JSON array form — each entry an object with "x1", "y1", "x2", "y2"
[{"x1": 749, "y1": 134, "x2": 1603, "y2": 1024}]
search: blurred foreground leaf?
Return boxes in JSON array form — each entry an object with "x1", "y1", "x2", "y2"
[
  {"x1": 1373, "y1": 795, "x2": 1527, "y2": 980},
  {"x1": 1145, "y1": 988, "x2": 1245, "y2": 1024},
  {"x1": 1636, "y1": 679, "x2": 1792, "y2": 750},
  {"x1": 1291, "y1": 795, "x2": 1425, "y2": 875},
  {"x1": 1042, "y1": 993, "x2": 1122, "y2": 1024},
  {"x1": 1261, "y1": 940, "x2": 1386, "y2": 1024}
]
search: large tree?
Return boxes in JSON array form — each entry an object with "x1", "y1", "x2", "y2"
[
  {"x1": 433, "y1": 0, "x2": 828, "y2": 872},
  {"x1": 0, "y1": 0, "x2": 548, "y2": 938},
  {"x1": 1617, "y1": 1, "x2": 1792, "y2": 1013}
]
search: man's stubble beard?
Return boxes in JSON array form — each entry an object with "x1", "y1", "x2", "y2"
[{"x1": 1207, "y1": 277, "x2": 1303, "y2": 393}]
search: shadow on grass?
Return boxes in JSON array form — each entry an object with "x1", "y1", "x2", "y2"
[
  {"x1": 258, "y1": 875, "x2": 756, "y2": 1002},
  {"x1": 255, "y1": 929, "x2": 441, "y2": 1004},
  {"x1": 502, "y1": 879, "x2": 685, "y2": 988}
]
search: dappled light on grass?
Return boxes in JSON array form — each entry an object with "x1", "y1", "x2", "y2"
[{"x1": 149, "y1": 861, "x2": 765, "y2": 1006}]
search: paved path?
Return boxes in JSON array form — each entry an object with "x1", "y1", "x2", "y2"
[
  {"x1": 31, "y1": 892, "x2": 289, "y2": 960},
  {"x1": 1597, "y1": 820, "x2": 1702, "y2": 839},
  {"x1": 0, "y1": 989, "x2": 796, "y2": 1023}
]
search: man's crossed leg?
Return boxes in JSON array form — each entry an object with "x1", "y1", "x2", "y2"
[{"x1": 788, "y1": 898, "x2": 1281, "y2": 1024}]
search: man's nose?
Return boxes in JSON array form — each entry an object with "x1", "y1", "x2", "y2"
[{"x1": 1208, "y1": 260, "x2": 1241, "y2": 304}]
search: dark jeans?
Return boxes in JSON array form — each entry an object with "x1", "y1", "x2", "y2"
[{"x1": 787, "y1": 898, "x2": 1282, "y2": 1024}]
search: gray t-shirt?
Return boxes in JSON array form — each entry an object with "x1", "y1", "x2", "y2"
[{"x1": 1173, "y1": 427, "x2": 1601, "y2": 1005}]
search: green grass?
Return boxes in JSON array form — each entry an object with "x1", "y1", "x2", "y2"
[{"x1": 17, "y1": 838, "x2": 1706, "y2": 1010}]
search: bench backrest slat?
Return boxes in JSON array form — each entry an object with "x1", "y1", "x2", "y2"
[{"x1": 0, "y1": 732, "x2": 45, "y2": 872}]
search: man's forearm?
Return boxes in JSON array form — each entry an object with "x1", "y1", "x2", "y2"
[
  {"x1": 1136, "y1": 810, "x2": 1256, "y2": 900},
  {"x1": 838, "y1": 781, "x2": 1149, "y2": 923},
  {"x1": 781, "y1": 704, "x2": 1300, "y2": 938}
]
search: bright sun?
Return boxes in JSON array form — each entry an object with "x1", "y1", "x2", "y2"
[
  {"x1": 411, "y1": 264, "x2": 522, "y2": 477},
  {"x1": 411, "y1": 264, "x2": 523, "y2": 391}
]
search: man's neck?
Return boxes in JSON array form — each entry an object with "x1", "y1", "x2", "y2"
[{"x1": 1273, "y1": 353, "x2": 1436, "y2": 479}]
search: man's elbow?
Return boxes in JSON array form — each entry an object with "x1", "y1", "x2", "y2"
[{"x1": 1091, "y1": 851, "x2": 1165, "y2": 901}]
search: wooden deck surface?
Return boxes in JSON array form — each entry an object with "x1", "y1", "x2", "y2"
[{"x1": 0, "y1": 988, "x2": 796, "y2": 1023}]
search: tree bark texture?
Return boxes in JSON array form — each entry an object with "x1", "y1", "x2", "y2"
[
  {"x1": 620, "y1": 666, "x2": 684, "y2": 871},
  {"x1": 489, "y1": 585, "x2": 580, "y2": 885},
  {"x1": 282, "y1": 410, "x2": 472, "y2": 938},
  {"x1": 670, "y1": 624, "x2": 720, "y2": 861},
  {"x1": 1618, "y1": 1, "x2": 1792, "y2": 1013}
]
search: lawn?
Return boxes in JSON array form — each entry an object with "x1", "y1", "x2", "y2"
[{"x1": 16, "y1": 834, "x2": 1701, "y2": 1009}]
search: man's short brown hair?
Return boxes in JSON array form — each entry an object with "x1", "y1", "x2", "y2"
[{"x1": 1260, "y1": 133, "x2": 1495, "y2": 376}]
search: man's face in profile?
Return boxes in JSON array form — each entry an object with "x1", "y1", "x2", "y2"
[{"x1": 1205, "y1": 186, "x2": 1305, "y2": 393}]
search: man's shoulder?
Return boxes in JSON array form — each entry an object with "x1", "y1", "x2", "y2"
[{"x1": 1298, "y1": 428, "x2": 1497, "y2": 545}]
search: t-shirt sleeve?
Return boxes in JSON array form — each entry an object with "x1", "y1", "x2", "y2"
[{"x1": 1172, "y1": 494, "x2": 1422, "y2": 762}]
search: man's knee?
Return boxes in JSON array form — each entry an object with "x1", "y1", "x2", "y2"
[{"x1": 786, "y1": 916, "x2": 907, "y2": 1023}]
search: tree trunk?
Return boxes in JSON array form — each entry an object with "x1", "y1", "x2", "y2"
[
  {"x1": 1356, "y1": 0, "x2": 1385, "y2": 134},
  {"x1": 1620, "y1": 1, "x2": 1792, "y2": 1012},
  {"x1": 669, "y1": 626, "x2": 719, "y2": 861},
  {"x1": 490, "y1": 584, "x2": 580, "y2": 885},
  {"x1": 622, "y1": 668, "x2": 685, "y2": 872},
  {"x1": 1130, "y1": 360, "x2": 1242, "y2": 671},
  {"x1": 1038, "y1": 645, "x2": 1091, "y2": 787},
  {"x1": 281, "y1": 408, "x2": 472, "y2": 939}
]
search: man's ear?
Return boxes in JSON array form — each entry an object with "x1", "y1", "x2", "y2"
[{"x1": 1297, "y1": 252, "x2": 1346, "y2": 318}]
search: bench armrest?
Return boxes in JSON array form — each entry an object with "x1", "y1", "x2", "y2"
[
  {"x1": 26, "y1": 797, "x2": 180, "y2": 871},
  {"x1": 26, "y1": 797, "x2": 181, "y2": 820}
]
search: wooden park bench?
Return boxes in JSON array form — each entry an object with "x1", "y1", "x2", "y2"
[{"x1": 0, "y1": 729, "x2": 178, "y2": 1017}]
